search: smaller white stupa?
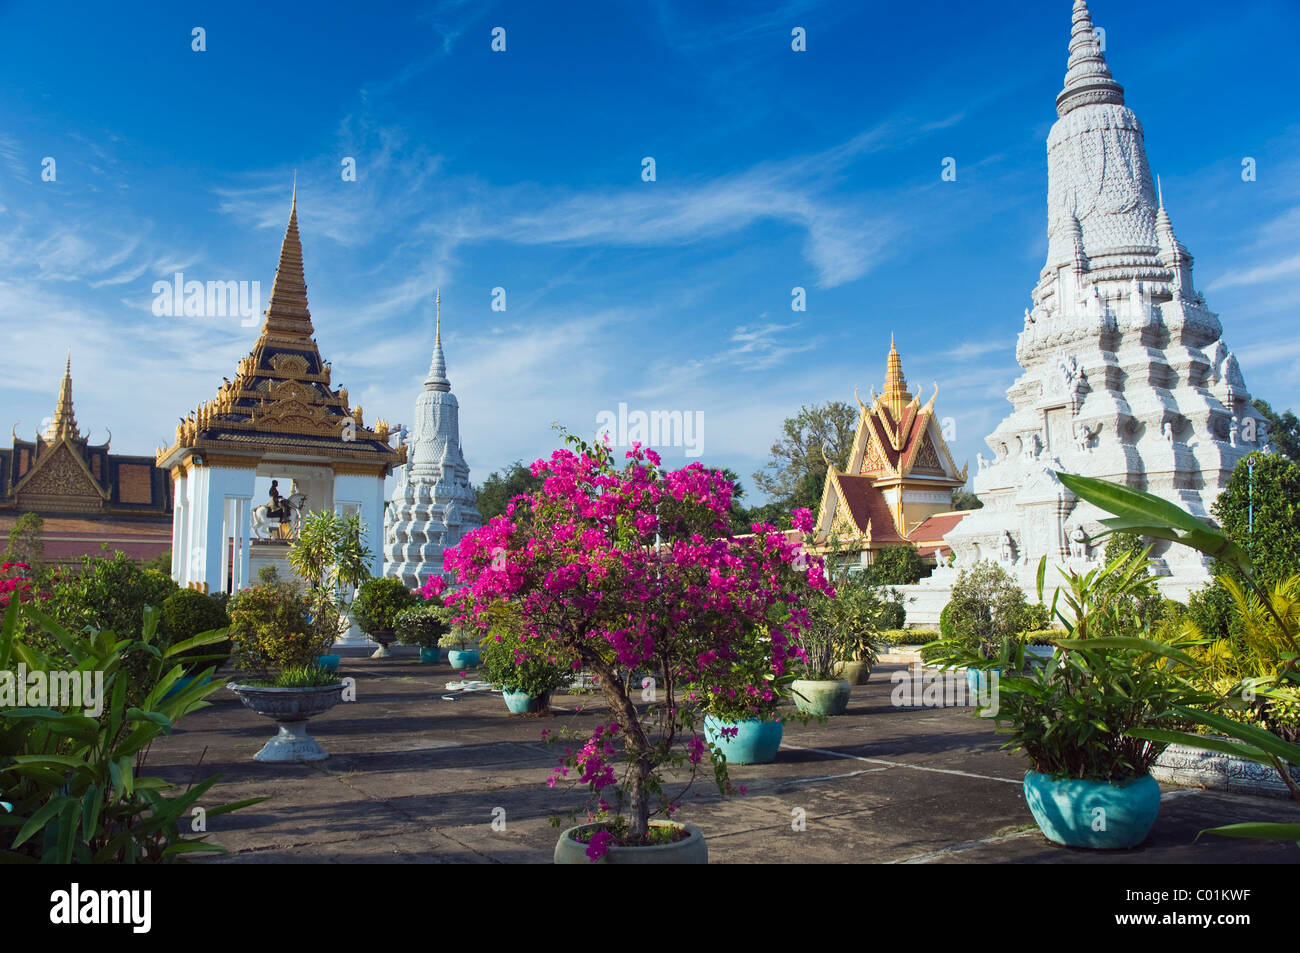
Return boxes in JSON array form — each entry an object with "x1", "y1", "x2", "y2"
[{"x1": 383, "y1": 292, "x2": 482, "y2": 588}]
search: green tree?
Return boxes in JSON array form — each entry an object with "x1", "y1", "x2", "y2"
[
  {"x1": 941, "y1": 561, "x2": 1035, "y2": 660},
  {"x1": 1189, "y1": 451, "x2": 1300, "y2": 641},
  {"x1": 864, "y1": 545, "x2": 928, "y2": 585},
  {"x1": 475, "y1": 460, "x2": 545, "y2": 521},
  {"x1": 951, "y1": 489, "x2": 984, "y2": 510},
  {"x1": 752, "y1": 402, "x2": 856, "y2": 516},
  {"x1": 1253, "y1": 399, "x2": 1300, "y2": 462}
]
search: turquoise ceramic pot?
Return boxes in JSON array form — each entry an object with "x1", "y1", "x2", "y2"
[
  {"x1": 317, "y1": 655, "x2": 341, "y2": 673},
  {"x1": 419, "y1": 646, "x2": 441, "y2": 664},
  {"x1": 447, "y1": 648, "x2": 480, "y2": 669},
  {"x1": 704, "y1": 716, "x2": 783, "y2": 765},
  {"x1": 503, "y1": 689, "x2": 547, "y2": 714},
  {"x1": 965, "y1": 667, "x2": 1001, "y2": 700},
  {"x1": 1023, "y1": 771, "x2": 1161, "y2": 849}
]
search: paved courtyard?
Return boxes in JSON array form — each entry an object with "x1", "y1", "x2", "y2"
[{"x1": 151, "y1": 648, "x2": 1300, "y2": 864}]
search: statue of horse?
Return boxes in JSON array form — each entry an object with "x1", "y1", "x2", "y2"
[{"x1": 251, "y1": 491, "x2": 308, "y2": 540}]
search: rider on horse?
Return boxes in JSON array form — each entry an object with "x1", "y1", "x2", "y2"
[{"x1": 267, "y1": 480, "x2": 289, "y2": 524}]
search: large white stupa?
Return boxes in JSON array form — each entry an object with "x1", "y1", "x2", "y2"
[
  {"x1": 383, "y1": 294, "x2": 482, "y2": 589},
  {"x1": 913, "y1": 1, "x2": 1266, "y2": 620}
]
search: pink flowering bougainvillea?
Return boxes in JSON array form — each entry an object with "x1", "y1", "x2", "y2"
[{"x1": 442, "y1": 432, "x2": 830, "y2": 844}]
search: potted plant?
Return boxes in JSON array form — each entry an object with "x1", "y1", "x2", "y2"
[
  {"x1": 479, "y1": 607, "x2": 576, "y2": 714},
  {"x1": 948, "y1": 548, "x2": 1207, "y2": 849},
  {"x1": 287, "y1": 509, "x2": 373, "y2": 660},
  {"x1": 225, "y1": 582, "x2": 345, "y2": 762},
  {"x1": 790, "y1": 612, "x2": 851, "y2": 716},
  {"x1": 395, "y1": 602, "x2": 448, "y2": 663},
  {"x1": 443, "y1": 435, "x2": 826, "y2": 862},
  {"x1": 829, "y1": 571, "x2": 886, "y2": 685},
  {"x1": 440, "y1": 624, "x2": 481, "y2": 670},
  {"x1": 698, "y1": 627, "x2": 790, "y2": 765},
  {"x1": 352, "y1": 576, "x2": 419, "y2": 658},
  {"x1": 1058, "y1": 471, "x2": 1300, "y2": 845}
]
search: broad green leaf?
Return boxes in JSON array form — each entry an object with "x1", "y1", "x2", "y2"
[{"x1": 1197, "y1": 822, "x2": 1300, "y2": 843}]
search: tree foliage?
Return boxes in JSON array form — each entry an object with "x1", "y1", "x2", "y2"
[
  {"x1": 1253, "y1": 399, "x2": 1300, "y2": 462},
  {"x1": 475, "y1": 460, "x2": 546, "y2": 522},
  {"x1": 752, "y1": 402, "x2": 857, "y2": 515},
  {"x1": 864, "y1": 545, "x2": 928, "y2": 586}
]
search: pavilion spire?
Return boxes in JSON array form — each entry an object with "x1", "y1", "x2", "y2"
[
  {"x1": 1056, "y1": 0, "x2": 1124, "y2": 118},
  {"x1": 260, "y1": 184, "x2": 315, "y2": 342},
  {"x1": 45, "y1": 353, "x2": 81, "y2": 442},
  {"x1": 882, "y1": 335, "x2": 913, "y2": 422}
]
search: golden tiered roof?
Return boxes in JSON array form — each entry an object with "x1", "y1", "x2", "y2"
[
  {"x1": 44, "y1": 355, "x2": 82, "y2": 443},
  {"x1": 813, "y1": 338, "x2": 968, "y2": 552},
  {"x1": 155, "y1": 189, "x2": 404, "y2": 474}
]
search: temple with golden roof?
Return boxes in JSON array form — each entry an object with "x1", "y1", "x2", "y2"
[
  {"x1": 0, "y1": 357, "x2": 173, "y2": 563},
  {"x1": 811, "y1": 338, "x2": 969, "y2": 568},
  {"x1": 156, "y1": 186, "x2": 405, "y2": 593}
]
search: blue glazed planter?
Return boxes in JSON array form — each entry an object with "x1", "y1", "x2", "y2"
[
  {"x1": 419, "y1": 647, "x2": 441, "y2": 664},
  {"x1": 447, "y1": 648, "x2": 480, "y2": 669},
  {"x1": 704, "y1": 716, "x2": 783, "y2": 765},
  {"x1": 317, "y1": 655, "x2": 341, "y2": 673},
  {"x1": 965, "y1": 667, "x2": 1001, "y2": 700},
  {"x1": 1023, "y1": 771, "x2": 1161, "y2": 849},
  {"x1": 503, "y1": 689, "x2": 548, "y2": 714}
]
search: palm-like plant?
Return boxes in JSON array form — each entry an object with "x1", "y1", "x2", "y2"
[{"x1": 286, "y1": 510, "x2": 374, "y2": 651}]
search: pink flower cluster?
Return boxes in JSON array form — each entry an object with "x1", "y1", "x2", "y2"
[{"x1": 0, "y1": 562, "x2": 32, "y2": 608}]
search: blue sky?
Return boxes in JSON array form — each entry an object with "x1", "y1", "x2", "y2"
[{"x1": 2, "y1": 0, "x2": 1298, "y2": 504}]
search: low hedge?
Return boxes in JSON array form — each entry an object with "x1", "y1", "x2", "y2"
[{"x1": 877, "y1": 628, "x2": 941, "y2": 646}]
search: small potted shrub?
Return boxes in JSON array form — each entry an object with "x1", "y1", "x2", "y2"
[
  {"x1": 479, "y1": 610, "x2": 575, "y2": 713},
  {"x1": 352, "y1": 576, "x2": 419, "y2": 658},
  {"x1": 791, "y1": 617, "x2": 851, "y2": 716},
  {"x1": 395, "y1": 603, "x2": 448, "y2": 663},
  {"x1": 225, "y1": 582, "x2": 344, "y2": 762},
  {"x1": 699, "y1": 627, "x2": 790, "y2": 765},
  {"x1": 931, "y1": 561, "x2": 1039, "y2": 698},
  {"x1": 440, "y1": 624, "x2": 481, "y2": 670}
]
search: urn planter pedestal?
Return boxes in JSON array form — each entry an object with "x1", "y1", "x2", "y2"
[
  {"x1": 228, "y1": 682, "x2": 344, "y2": 762},
  {"x1": 368, "y1": 630, "x2": 396, "y2": 659}
]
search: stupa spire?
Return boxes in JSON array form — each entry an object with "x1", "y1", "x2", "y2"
[
  {"x1": 260, "y1": 183, "x2": 315, "y2": 341},
  {"x1": 426, "y1": 291, "x2": 450, "y2": 392},
  {"x1": 45, "y1": 353, "x2": 81, "y2": 441},
  {"x1": 1056, "y1": 0, "x2": 1124, "y2": 118}
]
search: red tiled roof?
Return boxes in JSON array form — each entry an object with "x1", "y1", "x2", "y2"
[
  {"x1": 908, "y1": 510, "x2": 969, "y2": 543},
  {"x1": 835, "y1": 474, "x2": 906, "y2": 544}
]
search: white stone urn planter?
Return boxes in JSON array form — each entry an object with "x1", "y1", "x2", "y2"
[{"x1": 228, "y1": 682, "x2": 344, "y2": 762}]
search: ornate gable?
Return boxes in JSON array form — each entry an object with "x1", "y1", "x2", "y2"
[{"x1": 13, "y1": 440, "x2": 108, "y2": 511}]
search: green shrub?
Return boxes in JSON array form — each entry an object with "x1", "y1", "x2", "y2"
[
  {"x1": 938, "y1": 561, "x2": 1037, "y2": 660},
  {"x1": 876, "y1": 628, "x2": 941, "y2": 646},
  {"x1": 227, "y1": 583, "x2": 321, "y2": 675},
  {"x1": 37, "y1": 551, "x2": 180, "y2": 704},
  {"x1": 864, "y1": 546, "x2": 928, "y2": 586},
  {"x1": 161, "y1": 588, "x2": 231, "y2": 676},
  {"x1": 351, "y1": 577, "x2": 418, "y2": 635},
  {"x1": 479, "y1": 620, "x2": 576, "y2": 700},
  {"x1": 0, "y1": 599, "x2": 264, "y2": 862},
  {"x1": 394, "y1": 602, "x2": 448, "y2": 648}
]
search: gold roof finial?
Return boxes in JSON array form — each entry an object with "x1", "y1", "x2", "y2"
[
  {"x1": 882, "y1": 334, "x2": 912, "y2": 422},
  {"x1": 45, "y1": 352, "x2": 81, "y2": 442},
  {"x1": 260, "y1": 180, "x2": 314, "y2": 341}
]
